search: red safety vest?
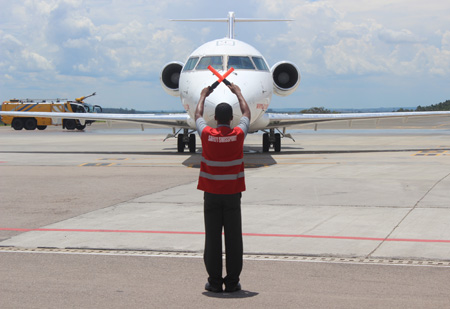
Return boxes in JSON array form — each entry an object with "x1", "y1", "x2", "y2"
[{"x1": 198, "y1": 125, "x2": 246, "y2": 194}]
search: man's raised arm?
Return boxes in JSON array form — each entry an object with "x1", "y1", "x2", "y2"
[
  {"x1": 228, "y1": 84, "x2": 251, "y2": 121},
  {"x1": 195, "y1": 87, "x2": 214, "y2": 121}
]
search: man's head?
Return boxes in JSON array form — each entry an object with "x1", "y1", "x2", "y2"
[{"x1": 214, "y1": 103, "x2": 233, "y2": 124}]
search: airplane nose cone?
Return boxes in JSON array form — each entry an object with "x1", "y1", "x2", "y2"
[{"x1": 203, "y1": 87, "x2": 241, "y2": 127}]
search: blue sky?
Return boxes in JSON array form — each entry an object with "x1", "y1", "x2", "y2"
[{"x1": 1, "y1": 0, "x2": 450, "y2": 111}]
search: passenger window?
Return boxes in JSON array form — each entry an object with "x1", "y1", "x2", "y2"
[
  {"x1": 228, "y1": 56, "x2": 255, "y2": 70},
  {"x1": 183, "y1": 57, "x2": 199, "y2": 71},
  {"x1": 196, "y1": 56, "x2": 223, "y2": 70},
  {"x1": 252, "y1": 57, "x2": 269, "y2": 71}
]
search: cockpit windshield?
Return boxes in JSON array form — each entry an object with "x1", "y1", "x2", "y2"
[
  {"x1": 228, "y1": 56, "x2": 255, "y2": 70},
  {"x1": 196, "y1": 56, "x2": 223, "y2": 70},
  {"x1": 183, "y1": 57, "x2": 199, "y2": 71},
  {"x1": 252, "y1": 57, "x2": 269, "y2": 71},
  {"x1": 183, "y1": 55, "x2": 269, "y2": 72}
]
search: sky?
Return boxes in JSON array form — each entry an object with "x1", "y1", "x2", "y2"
[{"x1": 1, "y1": 0, "x2": 450, "y2": 111}]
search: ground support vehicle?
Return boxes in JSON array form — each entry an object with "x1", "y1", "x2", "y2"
[{"x1": 1, "y1": 93, "x2": 102, "y2": 131}]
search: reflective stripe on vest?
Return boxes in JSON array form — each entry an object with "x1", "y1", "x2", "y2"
[
  {"x1": 199, "y1": 171, "x2": 245, "y2": 181},
  {"x1": 201, "y1": 157, "x2": 244, "y2": 167}
]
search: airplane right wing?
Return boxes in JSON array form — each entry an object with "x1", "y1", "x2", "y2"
[{"x1": 253, "y1": 110, "x2": 450, "y2": 130}]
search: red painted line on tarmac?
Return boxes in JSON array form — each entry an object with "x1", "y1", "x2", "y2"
[{"x1": 2, "y1": 227, "x2": 450, "y2": 244}]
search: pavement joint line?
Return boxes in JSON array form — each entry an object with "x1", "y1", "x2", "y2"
[
  {"x1": 1, "y1": 246, "x2": 450, "y2": 267},
  {"x1": 366, "y1": 170, "x2": 450, "y2": 258}
]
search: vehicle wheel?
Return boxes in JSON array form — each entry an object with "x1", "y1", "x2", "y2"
[
  {"x1": 37, "y1": 126, "x2": 47, "y2": 130},
  {"x1": 76, "y1": 124, "x2": 86, "y2": 130},
  {"x1": 64, "y1": 119, "x2": 76, "y2": 130},
  {"x1": 274, "y1": 133, "x2": 281, "y2": 152},
  {"x1": 24, "y1": 118, "x2": 37, "y2": 130},
  {"x1": 12, "y1": 118, "x2": 24, "y2": 130},
  {"x1": 262, "y1": 133, "x2": 270, "y2": 152},
  {"x1": 177, "y1": 134, "x2": 185, "y2": 152},
  {"x1": 188, "y1": 134, "x2": 196, "y2": 153}
]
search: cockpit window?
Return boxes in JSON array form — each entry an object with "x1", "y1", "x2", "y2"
[
  {"x1": 228, "y1": 56, "x2": 255, "y2": 70},
  {"x1": 183, "y1": 57, "x2": 199, "y2": 71},
  {"x1": 252, "y1": 57, "x2": 269, "y2": 71},
  {"x1": 196, "y1": 56, "x2": 223, "y2": 70}
]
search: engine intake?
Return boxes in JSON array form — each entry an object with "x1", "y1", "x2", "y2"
[
  {"x1": 271, "y1": 61, "x2": 300, "y2": 97},
  {"x1": 160, "y1": 62, "x2": 184, "y2": 97}
]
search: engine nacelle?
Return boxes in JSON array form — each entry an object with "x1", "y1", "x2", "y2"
[
  {"x1": 271, "y1": 61, "x2": 301, "y2": 97},
  {"x1": 160, "y1": 61, "x2": 184, "y2": 97}
]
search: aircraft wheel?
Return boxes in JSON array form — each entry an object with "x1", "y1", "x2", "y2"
[
  {"x1": 274, "y1": 133, "x2": 281, "y2": 152},
  {"x1": 262, "y1": 133, "x2": 270, "y2": 152},
  {"x1": 177, "y1": 134, "x2": 185, "y2": 152},
  {"x1": 24, "y1": 118, "x2": 37, "y2": 130},
  {"x1": 188, "y1": 134, "x2": 196, "y2": 153},
  {"x1": 12, "y1": 118, "x2": 24, "y2": 130}
]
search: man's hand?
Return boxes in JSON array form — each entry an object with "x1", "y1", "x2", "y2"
[
  {"x1": 227, "y1": 83, "x2": 242, "y2": 96},
  {"x1": 201, "y1": 87, "x2": 214, "y2": 98}
]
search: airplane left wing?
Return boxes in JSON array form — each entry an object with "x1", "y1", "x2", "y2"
[{"x1": 0, "y1": 111, "x2": 191, "y2": 128}]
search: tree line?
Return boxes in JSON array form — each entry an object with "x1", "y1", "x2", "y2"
[{"x1": 415, "y1": 99, "x2": 450, "y2": 111}]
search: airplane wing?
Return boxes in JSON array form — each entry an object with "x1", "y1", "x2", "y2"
[
  {"x1": 261, "y1": 111, "x2": 450, "y2": 130},
  {"x1": 0, "y1": 111, "x2": 191, "y2": 129}
]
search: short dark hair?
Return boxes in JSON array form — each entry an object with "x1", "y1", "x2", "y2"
[{"x1": 215, "y1": 103, "x2": 233, "y2": 123}]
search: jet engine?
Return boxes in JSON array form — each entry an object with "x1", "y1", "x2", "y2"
[
  {"x1": 160, "y1": 61, "x2": 184, "y2": 97},
  {"x1": 271, "y1": 61, "x2": 301, "y2": 97}
]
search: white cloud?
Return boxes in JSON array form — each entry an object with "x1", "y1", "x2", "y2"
[
  {"x1": 256, "y1": 0, "x2": 450, "y2": 78},
  {"x1": 1, "y1": 0, "x2": 449, "y2": 110},
  {"x1": 378, "y1": 28, "x2": 425, "y2": 44}
]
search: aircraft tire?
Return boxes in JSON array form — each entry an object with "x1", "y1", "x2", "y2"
[
  {"x1": 188, "y1": 134, "x2": 196, "y2": 153},
  {"x1": 274, "y1": 133, "x2": 281, "y2": 152},
  {"x1": 262, "y1": 133, "x2": 270, "y2": 152},
  {"x1": 177, "y1": 134, "x2": 185, "y2": 152}
]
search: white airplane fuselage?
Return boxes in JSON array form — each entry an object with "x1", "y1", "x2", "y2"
[
  {"x1": 161, "y1": 35, "x2": 300, "y2": 133},
  {"x1": 179, "y1": 39, "x2": 273, "y2": 131}
]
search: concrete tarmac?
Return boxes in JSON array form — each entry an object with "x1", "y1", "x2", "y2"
[{"x1": 1, "y1": 120, "x2": 450, "y2": 308}]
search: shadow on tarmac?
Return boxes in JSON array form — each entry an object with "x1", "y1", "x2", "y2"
[
  {"x1": 202, "y1": 290, "x2": 259, "y2": 299},
  {"x1": 2, "y1": 145, "x2": 448, "y2": 170}
]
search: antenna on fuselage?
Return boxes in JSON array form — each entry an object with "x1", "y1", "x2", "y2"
[{"x1": 171, "y1": 11, "x2": 293, "y2": 39}]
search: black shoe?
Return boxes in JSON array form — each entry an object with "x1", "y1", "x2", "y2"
[
  {"x1": 205, "y1": 282, "x2": 223, "y2": 293},
  {"x1": 225, "y1": 282, "x2": 241, "y2": 293}
]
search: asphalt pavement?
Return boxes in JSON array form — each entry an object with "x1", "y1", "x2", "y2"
[{"x1": 1, "y1": 121, "x2": 450, "y2": 308}]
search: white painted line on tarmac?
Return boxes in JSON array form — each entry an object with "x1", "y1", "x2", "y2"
[{"x1": 1, "y1": 247, "x2": 450, "y2": 268}]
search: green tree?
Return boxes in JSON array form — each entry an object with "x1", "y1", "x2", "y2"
[
  {"x1": 416, "y1": 100, "x2": 450, "y2": 111},
  {"x1": 300, "y1": 107, "x2": 333, "y2": 114}
]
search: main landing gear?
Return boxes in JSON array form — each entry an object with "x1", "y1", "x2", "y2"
[
  {"x1": 262, "y1": 128, "x2": 295, "y2": 153},
  {"x1": 174, "y1": 128, "x2": 196, "y2": 153},
  {"x1": 262, "y1": 129, "x2": 281, "y2": 152}
]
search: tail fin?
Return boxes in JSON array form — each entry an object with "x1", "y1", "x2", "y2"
[{"x1": 171, "y1": 11, "x2": 292, "y2": 39}]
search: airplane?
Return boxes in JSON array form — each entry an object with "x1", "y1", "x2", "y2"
[{"x1": 1, "y1": 11, "x2": 450, "y2": 153}]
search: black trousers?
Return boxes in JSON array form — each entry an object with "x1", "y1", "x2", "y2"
[{"x1": 203, "y1": 192, "x2": 243, "y2": 289}]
